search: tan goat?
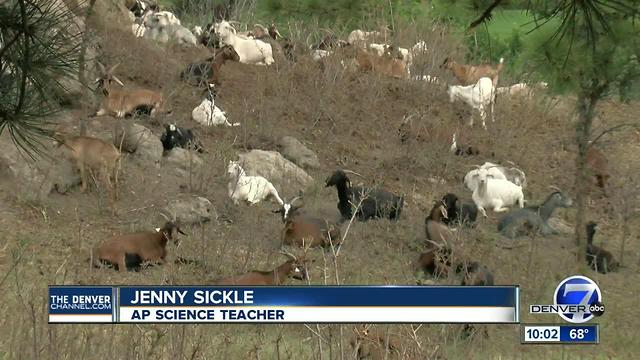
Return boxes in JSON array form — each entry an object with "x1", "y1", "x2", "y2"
[
  {"x1": 55, "y1": 134, "x2": 121, "y2": 197},
  {"x1": 92, "y1": 63, "x2": 166, "y2": 118},
  {"x1": 92, "y1": 221, "x2": 186, "y2": 272},
  {"x1": 355, "y1": 47, "x2": 407, "y2": 79},
  {"x1": 441, "y1": 57, "x2": 504, "y2": 86}
]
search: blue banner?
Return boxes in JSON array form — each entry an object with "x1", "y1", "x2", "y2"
[
  {"x1": 560, "y1": 325, "x2": 599, "y2": 343},
  {"x1": 118, "y1": 286, "x2": 518, "y2": 307}
]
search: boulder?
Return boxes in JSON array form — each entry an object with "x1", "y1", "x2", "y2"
[
  {"x1": 237, "y1": 150, "x2": 314, "y2": 190},
  {"x1": 278, "y1": 136, "x2": 320, "y2": 170},
  {"x1": 163, "y1": 196, "x2": 215, "y2": 225},
  {"x1": 114, "y1": 122, "x2": 162, "y2": 166}
]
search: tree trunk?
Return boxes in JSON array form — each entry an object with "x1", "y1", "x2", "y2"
[{"x1": 573, "y1": 89, "x2": 600, "y2": 269}]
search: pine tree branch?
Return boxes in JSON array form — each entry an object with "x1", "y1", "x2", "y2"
[{"x1": 467, "y1": 0, "x2": 504, "y2": 31}]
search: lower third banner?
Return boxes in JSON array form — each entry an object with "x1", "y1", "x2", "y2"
[{"x1": 49, "y1": 286, "x2": 519, "y2": 324}]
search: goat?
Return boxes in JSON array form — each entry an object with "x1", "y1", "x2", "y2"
[
  {"x1": 180, "y1": 45, "x2": 240, "y2": 86},
  {"x1": 354, "y1": 47, "x2": 407, "y2": 79},
  {"x1": 143, "y1": 11, "x2": 197, "y2": 45},
  {"x1": 227, "y1": 160, "x2": 284, "y2": 205},
  {"x1": 325, "y1": 169, "x2": 404, "y2": 222},
  {"x1": 92, "y1": 63, "x2": 166, "y2": 118},
  {"x1": 212, "y1": 253, "x2": 308, "y2": 285},
  {"x1": 346, "y1": 26, "x2": 390, "y2": 45},
  {"x1": 273, "y1": 197, "x2": 341, "y2": 248},
  {"x1": 191, "y1": 83, "x2": 239, "y2": 127},
  {"x1": 585, "y1": 222, "x2": 619, "y2": 274},
  {"x1": 441, "y1": 193, "x2": 478, "y2": 227},
  {"x1": 441, "y1": 57, "x2": 504, "y2": 86},
  {"x1": 425, "y1": 202, "x2": 455, "y2": 249},
  {"x1": 448, "y1": 77, "x2": 496, "y2": 129},
  {"x1": 214, "y1": 20, "x2": 274, "y2": 65},
  {"x1": 160, "y1": 124, "x2": 204, "y2": 153},
  {"x1": 92, "y1": 221, "x2": 186, "y2": 272},
  {"x1": 470, "y1": 166, "x2": 525, "y2": 217},
  {"x1": 312, "y1": 33, "x2": 349, "y2": 50},
  {"x1": 464, "y1": 162, "x2": 527, "y2": 191},
  {"x1": 496, "y1": 82, "x2": 548, "y2": 98},
  {"x1": 498, "y1": 189, "x2": 573, "y2": 238},
  {"x1": 414, "y1": 246, "x2": 451, "y2": 280},
  {"x1": 586, "y1": 146, "x2": 610, "y2": 198},
  {"x1": 55, "y1": 134, "x2": 121, "y2": 197}
]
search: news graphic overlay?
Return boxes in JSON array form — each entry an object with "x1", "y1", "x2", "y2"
[
  {"x1": 521, "y1": 324, "x2": 599, "y2": 344},
  {"x1": 49, "y1": 285, "x2": 519, "y2": 323},
  {"x1": 49, "y1": 286, "x2": 116, "y2": 323},
  {"x1": 530, "y1": 275, "x2": 604, "y2": 323}
]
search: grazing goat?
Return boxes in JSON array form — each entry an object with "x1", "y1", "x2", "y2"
[
  {"x1": 191, "y1": 83, "x2": 239, "y2": 127},
  {"x1": 355, "y1": 47, "x2": 407, "y2": 79},
  {"x1": 464, "y1": 162, "x2": 527, "y2": 191},
  {"x1": 92, "y1": 221, "x2": 186, "y2": 272},
  {"x1": 325, "y1": 170, "x2": 404, "y2": 222},
  {"x1": 441, "y1": 193, "x2": 478, "y2": 227},
  {"x1": 498, "y1": 189, "x2": 573, "y2": 238},
  {"x1": 585, "y1": 222, "x2": 619, "y2": 274},
  {"x1": 448, "y1": 77, "x2": 496, "y2": 129},
  {"x1": 214, "y1": 21, "x2": 274, "y2": 65},
  {"x1": 273, "y1": 197, "x2": 341, "y2": 248},
  {"x1": 227, "y1": 160, "x2": 284, "y2": 205},
  {"x1": 586, "y1": 146, "x2": 610, "y2": 198},
  {"x1": 160, "y1": 124, "x2": 204, "y2": 153},
  {"x1": 55, "y1": 134, "x2": 121, "y2": 197},
  {"x1": 441, "y1": 57, "x2": 504, "y2": 86},
  {"x1": 470, "y1": 166, "x2": 525, "y2": 217},
  {"x1": 180, "y1": 45, "x2": 240, "y2": 86},
  {"x1": 425, "y1": 202, "x2": 455, "y2": 249},
  {"x1": 346, "y1": 26, "x2": 390, "y2": 45},
  {"x1": 92, "y1": 63, "x2": 166, "y2": 118},
  {"x1": 212, "y1": 253, "x2": 308, "y2": 285}
]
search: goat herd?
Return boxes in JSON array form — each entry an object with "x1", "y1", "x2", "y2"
[{"x1": 51, "y1": 0, "x2": 619, "y2": 291}]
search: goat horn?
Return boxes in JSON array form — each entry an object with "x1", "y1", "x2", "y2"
[
  {"x1": 505, "y1": 160, "x2": 516, "y2": 166},
  {"x1": 109, "y1": 63, "x2": 121, "y2": 73},
  {"x1": 278, "y1": 250, "x2": 297, "y2": 260},
  {"x1": 549, "y1": 185, "x2": 562, "y2": 192},
  {"x1": 288, "y1": 196, "x2": 303, "y2": 205},
  {"x1": 342, "y1": 169, "x2": 363, "y2": 178},
  {"x1": 96, "y1": 62, "x2": 106, "y2": 74},
  {"x1": 159, "y1": 212, "x2": 170, "y2": 221},
  {"x1": 112, "y1": 76, "x2": 125, "y2": 86}
]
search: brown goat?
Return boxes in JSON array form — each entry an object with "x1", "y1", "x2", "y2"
[
  {"x1": 210, "y1": 45, "x2": 240, "y2": 85},
  {"x1": 212, "y1": 254, "x2": 309, "y2": 285},
  {"x1": 349, "y1": 325, "x2": 404, "y2": 360},
  {"x1": 586, "y1": 146, "x2": 610, "y2": 198},
  {"x1": 273, "y1": 197, "x2": 341, "y2": 248},
  {"x1": 425, "y1": 202, "x2": 454, "y2": 249},
  {"x1": 441, "y1": 57, "x2": 504, "y2": 86},
  {"x1": 56, "y1": 134, "x2": 121, "y2": 197},
  {"x1": 92, "y1": 63, "x2": 166, "y2": 118},
  {"x1": 92, "y1": 222, "x2": 186, "y2": 272},
  {"x1": 585, "y1": 222, "x2": 619, "y2": 274},
  {"x1": 355, "y1": 47, "x2": 407, "y2": 79}
]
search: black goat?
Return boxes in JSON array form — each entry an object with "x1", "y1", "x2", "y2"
[
  {"x1": 497, "y1": 190, "x2": 573, "y2": 238},
  {"x1": 160, "y1": 124, "x2": 204, "y2": 153},
  {"x1": 325, "y1": 170, "x2": 404, "y2": 222},
  {"x1": 441, "y1": 193, "x2": 477, "y2": 227},
  {"x1": 586, "y1": 222, "x2": 619, "y2": 274}
]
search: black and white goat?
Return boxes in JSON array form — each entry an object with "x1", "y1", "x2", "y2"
[
  {"x1": 325, "y1": 170, "x2": 404, "y2": 222},
  {"x1": 160, "y1": 124, "x2": 204, "y2": 153}
]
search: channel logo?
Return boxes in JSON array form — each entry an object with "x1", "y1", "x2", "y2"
[{"x1": 530, "y1": 275, "x2": 605, "y2": 323}]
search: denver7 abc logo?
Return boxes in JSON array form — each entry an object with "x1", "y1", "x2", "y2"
[{"x1": 530, "y1": 275, "x2": 605, "y2": 323}]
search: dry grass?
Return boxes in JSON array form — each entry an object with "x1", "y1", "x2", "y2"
[{"x1": 0, "y1": 8, "x2": 638, "y2": 360}]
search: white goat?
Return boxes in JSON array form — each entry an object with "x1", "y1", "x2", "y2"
[
  {"x1": 496, "y1": 82, "x2": 549, "y2": 98},
  {"x1": 142, "y1": 11, "x2": 196, "y2": 45},
  {"x1": 227, "y1": 161, "x2": 284, "y2": 205},
  {"x1": 311, "y1": 49, "x2": 332, "y2": 61},
  {"x1": 448, "y1": 76, "x2": 496, "y2": 129},
  {"x1": 214, "y1": 21, "x2": 274, "y2": 65},
  {"x1": 471, "y1": 166, "x2": 525, "y2": 217},
  {"x1": 347, "y1": 27, "x2": 389, "y2": 45},
  {"x1": 191, "y1": 84, "x2": 239, "y2": 127},
  {"x1": 464, "y1": 162, "x2": 527, "y2": 191}
]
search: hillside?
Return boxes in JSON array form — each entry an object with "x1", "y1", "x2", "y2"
[{"x1": 0, "y1": 3, "x2": 639, "y2": 359}]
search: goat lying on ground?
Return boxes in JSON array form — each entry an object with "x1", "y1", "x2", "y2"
[
  {"x1": 273, "y1": 197, "x2": 341, "y2": 248},
  {"x1": 160, "y1": 124, "x2": 204, "y2": 153},
  {"x1": 227, "y1": 160, "x2": 284, "y2": 205},
  {"x1": 92, "y1": 63, "x2": 167, "y2": 118},
  {"x1": 441, "y1": 57, "x2": 504, "y2": 86},
  {"x1": 214, "y1": 20, "x2": 274, "y2": 65},
  {"x1": 92, "y1": 221, "x2": 186, "y2": 272},
  {"x1": 425, "y1": 201, "x2": 456, "y2": 249},
  {"x1": 498, "y1": 189, "x2": 573, "y2": 238},
  {"x1": 211, "y1": 253, "x2": 308, "y2": 285},
  {"x1": 441, "y1": 193, "x2": 477, "y2": 227},
  {"x1": 585, "y1": 222, "x2": 619, "y2": 274},
  {"x1": 470, "y1": 166, "x2": 524, "y2": 217},
  {"x1": 192, "y1": 83, "x2": 239, "y2": 127},
  {"x1": 355, "y1": 47, "x2": 407, "y2": 79},
  {"x1": 55, "y1": 133, "x2": 121, "y2": 197},
  {"x1": 464, "y1": 162, "x2": 527, "y2": 191},
  {"x1": 325, "y1": 169, "x2": 404, "y2": 222}
]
